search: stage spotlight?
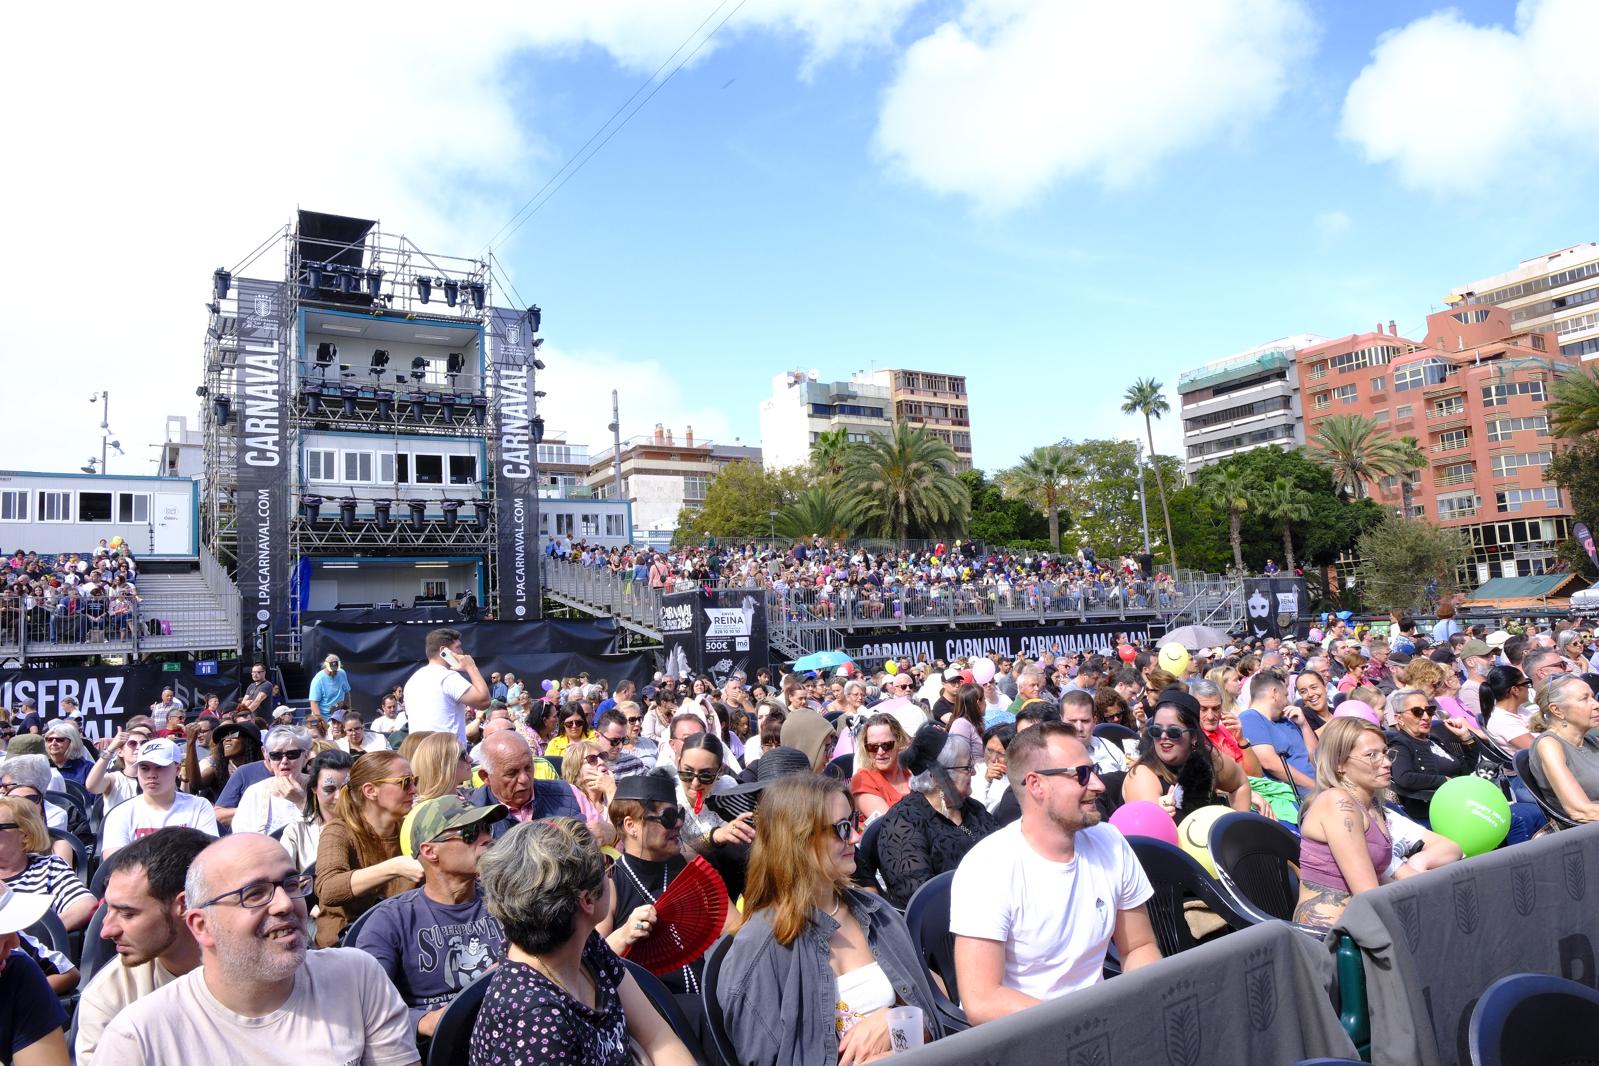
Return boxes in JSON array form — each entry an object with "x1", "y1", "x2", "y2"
[
  {"x1": 533, "y1": 391, "x2": 547, "y2": 399},
  {"x1": 467, "y1": 282, "x2": 485, "y2": 310},
  {"x1": 302, "y1": 495, "x2": 324, "y2": 523},
  {"x1": 316, "y1": 342, "x2": 337, "y2": 378},
  {"x1": 416, "y1": 276, "x2": 433, "y2": 304},
  {"x1": 338, "y1": 268, "x2": 359, "y2": 295},
  {"x1": 305, "y1": 262, "x2": 325, "y2": 290},
  {"x1": 526, "y1": 305, "x2": 541, "y2": 333},
  {"x1": 531, "y1": 415, "x2": 545, "y2": 444},
  {"x1": 410, "y1": 357, "x2": 428, "y2": 382},
  {"x1": 446, "y1": 352, "x2": 464, "y2": 386},
  {"x1": 374, "y1": 389, "x2": 393, "y2": 420},
  {"x1": 407, "y1": 499, "x2": 427, "y2": 532},
  {"x1": 340, "y1": 385, "x2": 358, "y2": 417},
  {"x1": 473, "y1": 499, "x2": 492, "y2": 524},
  {"x1": 369, "y1": 349, "x2": 390, "y2": 377},
  {"x1": 532, "y1": 359, "x2": 545, "y2": 371},
  {"x1": 365, "y1": 269, "x2": 383, "y2": 298},
  {"x1": 302, "y1": 386, "x2": 323, "y2": 415},
  {"x1": 470, "y1": 397, "x2": 487, "y2": 426},
  {"x1": 440, "y1": 396, "x2": 458, "y2": 421},
  {"x1": 213, "y1": 396, "x2": 232, "y2": 426},
  {"x1": 406, "y1": 392, "x2": 426, "y2": 421},
  {"x1": 443, "y1": 280, "x2": 460, "y2": 307},
  {"x1": 441, "y1": 498, "x2": 461, "y2": 530},
  {"x1": 372, "y1": 498, "x2": 392, "y2": 530},
  {"x1": 213, "y1": 268, "x2": 232, "y2": 300},
  {"x1": 338, "y1": 497, "x2": 358, "y2": 528},
  {"x1": 80, "y1": 462, "x2": 96, "y2": 474}
]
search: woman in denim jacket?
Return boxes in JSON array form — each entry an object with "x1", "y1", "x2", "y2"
[{"x1": 718, "y1": 775, "x2": 945, "y2": 1066}]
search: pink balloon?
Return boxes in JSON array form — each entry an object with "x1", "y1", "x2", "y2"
[
  {"x1": 1108, "y1": 800, "x2": 1179, "y2": 846},
  {"x1": 1333, "y1": 701, "x2": 1381, "y2": 727},
  {"x1": 969, "y1": 658, "x2": 997, "y2": 685}
]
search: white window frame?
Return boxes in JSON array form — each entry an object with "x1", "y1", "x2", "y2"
[
  {"x1": 342, "y1": 450, "x2": 375, "y2": 484},
  {"x1": 0, "y1": 489, "x2": 27, "y2": 522},
  {"x1": 306, "y1": 449, "x2": 337, "y2": 482},
  {"x1": 38, "y1": 490, "x2": 71, "y2": 523},
  {"x1": 117, "y1": 492, "x2": 150, "y2": 524},
  {"x1": 378, "y1": 452, "x2": 396, "y2": 485}
]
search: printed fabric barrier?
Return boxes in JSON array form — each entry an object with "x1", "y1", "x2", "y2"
[
  {"x1": 850, "y1": 621, "x2": 1153, "y2": 672},
  {"x1": 1333, "y1": 822, "x2": 1599, "y2": 1066},
  {"x1": 0, "y1": 664, "x2": 244, "y2": 744},
  {"x1": 895, "y1": 920, "x2": 1357, "y2": 1066}
]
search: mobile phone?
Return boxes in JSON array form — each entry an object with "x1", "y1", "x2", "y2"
[{"x1": 440, "y1": 648, "x2": 460, "y2": 669}]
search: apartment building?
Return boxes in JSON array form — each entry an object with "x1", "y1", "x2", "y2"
[
  {"x1": 1448, "y1": 243, "x2": 1599, "y2": 362},
  {"x1": 1177, "y1": 336, "x2": 1325, "y2": 478}
]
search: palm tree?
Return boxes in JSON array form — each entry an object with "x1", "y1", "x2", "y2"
[
  {"x1": 1206, "y1": 467, "x2": 1252, "y2": 572},
  {"x1": 1122, "y1": 378, "x2": 1178, "y2": 572},
  {"x1": 775, "y1": 487, "x2": 865, "y2": 540},
  {"x1": 1549, "y1": 365, "x2": 1599, "y2": 438},
  {"x1": 1256, "y1": 477, "x2": 1311, "y2": 572},
  {"x1": 1393, "y1": 435, "x2": 1427, "y2": 519},
  {"x1": 996, "y1": 445, "x2": 1081, "y2": 551},
  {"x1": 846, "y1": 424, "x2": 969, "y2": 546},
  {"x1": 809, "y1": 426, "x2": 856, "y2": 481},
  {"x1": 1308, "y1": 413, "x2": 1408, "y2": 499}
]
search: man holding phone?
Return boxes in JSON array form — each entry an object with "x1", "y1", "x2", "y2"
[{"x1": 403, "y1": 628, "x2": 491, "y2": 744}]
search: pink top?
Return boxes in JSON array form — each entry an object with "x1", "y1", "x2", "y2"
[{"x1": 1299, "y1": 811, "x2": 1391, "y2": 893}]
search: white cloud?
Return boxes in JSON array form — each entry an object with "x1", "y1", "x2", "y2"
[
  {"x1": 534, "y1": 344, "x2": 742, "y2": 456},
  {"x1": 1340, "y1": 0, "x2": 1599, "y2": 194},
  {"x1": 0, "y1": 3, "x2": 917, "y2": 475},
  {"x1": 872, "y1": 0, "x2": 1316, "y2": 210},
  {"x1": 1315, "y1": 209, "x2": 1352, "y2": 241}
]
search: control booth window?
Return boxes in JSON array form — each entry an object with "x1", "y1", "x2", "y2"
[
  {"x1": 117, "y1": 493, "x2": 149, "y2": 523},
  {"x1": 414, "y1": 454, "x2": 444, "y2": 485},
  {"x1": 449, "y1": 455, "x2": 478, "y2": 485},
  {"x1": 79, "y1": 492, "x2": 113, "y2": 523}
]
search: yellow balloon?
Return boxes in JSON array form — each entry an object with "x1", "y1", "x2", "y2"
[
  {"x1": 109, "y1": 536, "x2": 123, "y2": 548},
  {"x1": 1177, "y1": 806, "x2": 1229, "y2": 876},
  {"x1": 884, "y1": 660, "x2": 899, "y2": 675},
  {"x1": 1158, "y1": 641, "x2": 1191, "y2": 677}
]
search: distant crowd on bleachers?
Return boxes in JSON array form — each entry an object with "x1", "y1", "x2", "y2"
[{"x1": 0, "y1": 541, "x2": 147, "y2": 646}]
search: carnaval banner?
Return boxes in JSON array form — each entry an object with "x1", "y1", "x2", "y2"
[
  {"x1": 849, "y1": 621, "x2": 1151, "y2": 671},
  {"x1": 1576, "y1": 521, "x2": 1599, "y2": 570},
  {"x1": 488, "y1": 307, "x2": 541, "y2": 620},
  {"x1": 234, "y1": 278, "x2": 290, "y2": 660},
  {"x1": 658, "y1": 589, "x2": 771, "y2": 686}
]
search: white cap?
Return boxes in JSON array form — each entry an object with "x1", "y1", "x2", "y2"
[
  {"x1": 134, "y1": 738, "x2": 180, "y2": 768},
  {"x1": 1486, "y1": 630, "x2": 1512, "y2": 649}
]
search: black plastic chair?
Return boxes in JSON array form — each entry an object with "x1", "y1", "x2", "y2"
[
  {"x1": 1209, "y1": 812, "x2": 1301, "y2": 925},
  {"x1": 79, "y1": 901, "x2": 115, "y2": 987},
  {"x1": 1127, "y1": 837, "x2": 1254, "y2": 958},
  {"x1": 340, "y1": 900, "x2": 380, "y2": 949},
  {"x1": 1514, "y1": 749, "x2": 1578, "y2": 831},
  {"x1": 621, "y1": 958, "x2": 709, "y2": 1065},
  {"x1": 425, "y1": 971, "x2": 493, "y2": 1066},
  {"x1": 851, "y1": 815, "x2": 885, "y2": 890},
  {"x1": 26, "y1": 907, "x2": 71, "y2": 960},
  {"x1": 1469, "y1": 971, "x2": 1599, "y2": 1066},
  {"x1": 47, "y1": 827, "x2": 88, "y2": 882},
  {"x1": 826, "y1": 753, "x2": 854, "y2": 780},
  {"x1": 90, "y1": 854, "x2": 117, "y2": 899},
  {"x1": 700, "y1": 935, "x2": 740, "y2": 1066},
  {"x1": 47, "y1": 788, "x2": 87, "y2": 822},
  {"x1": 1093, "y1": 722, "x2": 1140, "y2": 747},
  {"x1": 903, "y1": 870, "x2": 969, "y2": 1032}
]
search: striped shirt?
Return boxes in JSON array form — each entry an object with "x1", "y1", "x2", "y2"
[{"x1": 4, "y1": 853, "x2": 91, "y2": 918}]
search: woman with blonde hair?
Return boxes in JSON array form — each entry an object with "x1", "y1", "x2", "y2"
[
  {"x1": 561, "y1": 739, "x2": 616, "y2": 825},
  {"x1": 849, "y1": 713, "x2": 913, "y2": 822},
  {"x1": 1527, "y1": 674, "x2": 1599, "y2": 822},
  {"x1": 718, "y1": 775, "x2": 944, "y2": 1066},
  {"x1": 410, "y1": 732, "x2": 470, "y2": 802},
  {"x1": 0, "y1": 795, "x2": 96, "y2": 930},
  {"x1": 314, "y1": 749, "x2": 423, "y2": 946},
  {"x1": 1205, "y1": 665, "x2": 1243, "y2": 717}
]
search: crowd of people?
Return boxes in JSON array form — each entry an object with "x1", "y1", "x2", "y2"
[
  {"x1": 0, "y1": 540, "x2": 147, "y2": 646},
  {"x1": 4, "y1": 613, "x2": 1599, "y2": 1064},
  {"x1": 552, "y1": 537, "x2": 1180, "y2": 618}
]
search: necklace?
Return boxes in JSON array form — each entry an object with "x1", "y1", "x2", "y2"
[
  {"x1": 528, "y1": 954, "x2": 593, "y2": 1005},
  {"x1": 826, "y1": 897, "x2": 843, "y2": 917},
  {"x1": 1339, "y1": 781, "x2": 1389, "y2": 840}
]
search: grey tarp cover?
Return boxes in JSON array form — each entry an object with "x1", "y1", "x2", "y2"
[
  {"x1": 895, "y1": 920, "x2": 1356, "y2": 1066},
  {"x1": 1334, "y1": 822, "x2": 1599, "y2": 1066}
]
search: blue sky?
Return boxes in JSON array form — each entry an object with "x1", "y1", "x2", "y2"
[{"x1": 3, "y1": 0, "x2": 1595, "y2": 476}]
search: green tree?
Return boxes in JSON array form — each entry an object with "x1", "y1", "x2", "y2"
[
  {"x1": 808, "y1": 426, "x2": 858, "y2": 482},
  {"x1": 961, "y1": 468, "x2": 1052, "y2": 548},
  {"x1": 1549, "y1": 364, "x2": 1599, "y2": 439},
  {"x1": 672, "y1": 461, "x2": 806, "y2": 543},
  {"x1": 1394, "y1": 435, "x2": 1427, "y2": 519},
  {"x1": 1547, "y1": 435, "x2": 1599, "y2": 580},
  {"x1": 1308, "y1": 413, "x2": 1408, "y2": 499},
  {"x1": 996, "y1": 445, "x2": 1081, "y2": 551},
  {"x1": 775, "y1": 486, "x2": 865, "y2": 540},
  {"x1": 1256, "y1": 476, "x2": 1312, "y2": 572},
  {"x1": 1206, "y1": 467, "x2": 1252, "y2": 572},
  {"x1": 1121, "y1": 377, "x2": 1178, "y2": 571},
  {"x1": 847, "y1": 424, "x2": 969, "y2": 545},
  {"x1": 1055, "y1": 438, "x2": 1179, "y2": 559},
  {"x1": 1355, "y1": 516, "x2": 1470, "y2": 612}
]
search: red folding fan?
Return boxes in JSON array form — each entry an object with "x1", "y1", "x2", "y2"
[{"x1": 624, "y1": 855, "x2": 729, "y2": 976}]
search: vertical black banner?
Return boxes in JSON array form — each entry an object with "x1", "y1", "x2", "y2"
[
  {"x1": 1243, "y1": 576, "x2": 1308, "y2": 641},
  {"x1": 235, "y1": 278, "x2": 289, "y2": 659},
  {"x1": 656, "y1": 589, "x2": 770, "y2": 685},
  {"x1": 489, "y1": 308, "x2": 540, "y2": 619}
]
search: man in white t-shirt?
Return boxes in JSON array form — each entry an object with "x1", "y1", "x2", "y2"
[
  {"x1": 951, "y1": 721, "x2": 1159, "y2": 1023},
  {"x1": 402, "y1": 627, "x2": 490, "y2": 744},
  {"x1": 99, "y1": 740, "x2": 219, "y2": 859},
  {"x1": 97, "y1": 833, "x2": 419, "y2": 1066},
  {"x1": 368, "y1": 694, "x2": 408, "y2": 736}
]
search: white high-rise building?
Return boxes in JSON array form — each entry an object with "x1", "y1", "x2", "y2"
[
  {"x1": 758, "y1": 370, "x2": 893, "y2": 471},
  {"x1": 1447, "y1": 242, "x2": 1599, "y2": 361}
]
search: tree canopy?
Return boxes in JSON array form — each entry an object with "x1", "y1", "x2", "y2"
[{"x1": 1354, "y1": 516, "x2": 1470, "y2": 613}]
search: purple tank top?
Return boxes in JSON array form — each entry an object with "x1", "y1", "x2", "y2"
[{"x1": 1299, "y1": 811, "x2": 1391, "y2": 892}]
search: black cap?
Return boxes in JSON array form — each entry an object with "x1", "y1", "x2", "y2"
[
  {"x1": 1154, "y1": 688, "x2": 1201, "y2": 719},
  {"x1": 613, "y1": 770, "x2": 677, "y2": 805}
]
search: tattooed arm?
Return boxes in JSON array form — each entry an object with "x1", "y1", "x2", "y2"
[{"x1": 1320, "y1": 792, "x2": 1385, "y2": 894}]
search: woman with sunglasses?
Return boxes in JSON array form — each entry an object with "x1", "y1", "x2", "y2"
[
  {"x1": 232, "y1": 725, "x2": 315, "y2": 836},
  {"x1": 1123, "y1": 691, "x2": 1260, "y2": 821},
  {"x1": 875, "y1": 724, "x2": 1000, "y2": 909},
  {"x1": 561, "y1": 741, "x2": 616, "y2": 825},
  {"x1": 187, "y1": 720, "x2": 265, "y2": 810},
  {"x1": 315, "y1": 749, "x2": 424, "y2": 947},
  {"x1": 1481, "y1": 665, "x2": 1535, "y2": 751},
  {"x1": 0, "y1": 795, "x2": 97, "y2": 932},
  {"x1": 544, "y1": 704, "x2": 596, "y2": 760},
  {"x1": 281, "y1": 749, "x2": 353, "y2": 871},
  {"x1": 719, "y1": 774, "x2": 944, "y2": 1066},
  {"x1": 848, "y1": 714, "x2": 912, "y2": 822},
  {"x1": 84, "y1": 718, "x2": 154, "y2": 813}
]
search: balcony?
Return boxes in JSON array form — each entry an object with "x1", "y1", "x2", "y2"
[
  {"x1": 1438, "y1": 505, "x2": 1479, "y2": 519},
  {"x1": 1431, "y1": 437, "x2": 1471, "y2": 455},
  {"x1": 1435, "y1": 469, "x2": 1476, "y2": 487},
  {"x1": 1423, "y1": 378, "x2": 1465, "y2": 398}
]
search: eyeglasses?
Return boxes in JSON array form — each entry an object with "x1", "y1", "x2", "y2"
[
  {"x1": 43, "y1": 736, "x2": 67, "y2": 743},
  {"x1": 0, "y1": 823, "x2": 18, "y2": 833},
  {"x1": 0, "y1": 786, "x2": 43, "y2": 805},
  {"x1": 432, "y1": 822, "x2": 488, "y2": 846},
  {"x1": 195, "y1": 872, "x2": 315, "y2": 910},
  {"x1": 945, "y1": 763, "x2": 975, "y2": 776},
  {"x1": 564, "y1": 720, "x2": 587, "y2": 730},
  {"x1": 828, "y1": 817, "x2": 855, "y2": 843},
  {"x1": 678, "y1": 768, "x2": 719, "y2": 785},
  {"x1": 1146, "y1": 725, "x2": 1191, "y2": 742},
  {"x1": 374, "y1": 775, "x2": 417, "y2": 790},
  {"x1": 1350, "y1": 750, "x2": 1395, "y2": 766},
  {"x1": 266, "y1": 749, "x2": 306, "y2": 762},
  {"x1": 601, "y1": 734, "x2": 625, "y2": 748},
  {"x1": 1031, "y1": 764, "x2": 1096, "y2": 787},
  {"x1": 864, "y1": 741, "x2": 896, "y2": 755},
  {"x1": 581, "y1": 753, "x2": 607, "y2": 766},
  {"x1": 642, "y1": 806, "x2": 684, "y2": 830},
  {"x1": 984, "y1": 748, "x2": 1007, "y2": 763},
  {"x1": 1402, "y1": 707, "x2": 1431, "y2": 720},
  {"x1": 123, "y1": 737, "x2": 148, "y2": 748}
]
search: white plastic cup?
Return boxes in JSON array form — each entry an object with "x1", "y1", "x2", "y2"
[{"x1": 885, "y1": 1005, "x2": 925, "y2": 1054}]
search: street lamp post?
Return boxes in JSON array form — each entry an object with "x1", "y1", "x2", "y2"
[{"x1": 1133, "y1": 439, "x2": 1152, "y2": 557}]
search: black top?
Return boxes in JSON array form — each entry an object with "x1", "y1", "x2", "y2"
[
  {"x1": 1389, "y1": 724, "x2": 1479, "y2": 818},
  {"x1": 875, "y1": 790, "x2": 1000, "y2": 909},
  {"x1": 610, "y1": 853, "x2": 703, "y2": 995},
  {"x1": 470, "y1": 933, "x2": 628, "y2": 1066}
]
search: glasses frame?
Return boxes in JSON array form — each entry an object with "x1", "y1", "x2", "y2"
[
  {"x1": 641, "y1": 805, "x2": 684, "y2": 830},
  {"x1": 1145, "y1": 725, "x2": 1192, "y2": 743},
  {"x1": 677, "y1": 767, "x2": 719, "y2": 785},
  {"x1": 265, "y1": 749, "x2": 306, "y2": 762},
  {"x1": 1031, "y1": 764, "x2": 1096, "y2": 788},
  {"x1": 373, "y1": 775, "x2": 418, "y2": 790},
  {"x1": 194, "y1": 872, "x2": 315, "y2": 910},
  {"x1": 828, "y1": 817, "x2": 855, "y2": 843},
  {"x1": 864, "y1": 740, "x2": 897, "y2": 755}
]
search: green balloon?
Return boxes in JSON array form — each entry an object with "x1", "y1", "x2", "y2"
[{"x1": 1428, "y1": 775, "x2": 1511, "y2": 857}]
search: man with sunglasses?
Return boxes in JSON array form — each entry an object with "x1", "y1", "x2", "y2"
[
  {"x1": 100, "y1": 739, "x2": 219, "y2": 860},
  {"x1": 355, "y1": 795, "x2": 507, "y2": 1054},
  {"x1": 595, "y1": 710, "x2": 645, "y2": 778},
  {"x1": 951, "y1": 721, "x2": 1159, "y2": 1024},
  {"x1": 98, "y1": 833, "x2": 418, "y2": 1065}
]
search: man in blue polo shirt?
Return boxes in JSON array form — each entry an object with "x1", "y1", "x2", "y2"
[{"x1": 1236, "y1": 670, "x2": 1317, "y2": 790}]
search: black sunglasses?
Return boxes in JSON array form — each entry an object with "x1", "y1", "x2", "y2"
[
  {"x1": 828, "y1": 817, "x2": 855, "y2": 843},
  {"x1": 1032, "y1": 764, "x2": 1096, "y2": 787},
  {"x1": 1146, "y1": 725, "x2": 1191, "y2": 742},
  {"x1": 266, "y1": 749, "x2": 306, "y2": 762},
  {"x1": 642, "y1": 806, "x2": 684, "y2": 830},
  {"x1": 864, "y1": 740, "x2": 896, "y2": 755},
  {"x1": 602, "y1": 734, "x2": 625, "y2": 748},
  {"x1": 433, "y1": 821, "x2": 489, "y2": 846},
  {"x1": 677, "y1": 768, "x2": 719, "y2": 785}
]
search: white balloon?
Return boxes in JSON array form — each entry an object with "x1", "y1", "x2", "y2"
[{"x1": 970, "y1": 658, "x2": 997, "y2": 685}]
